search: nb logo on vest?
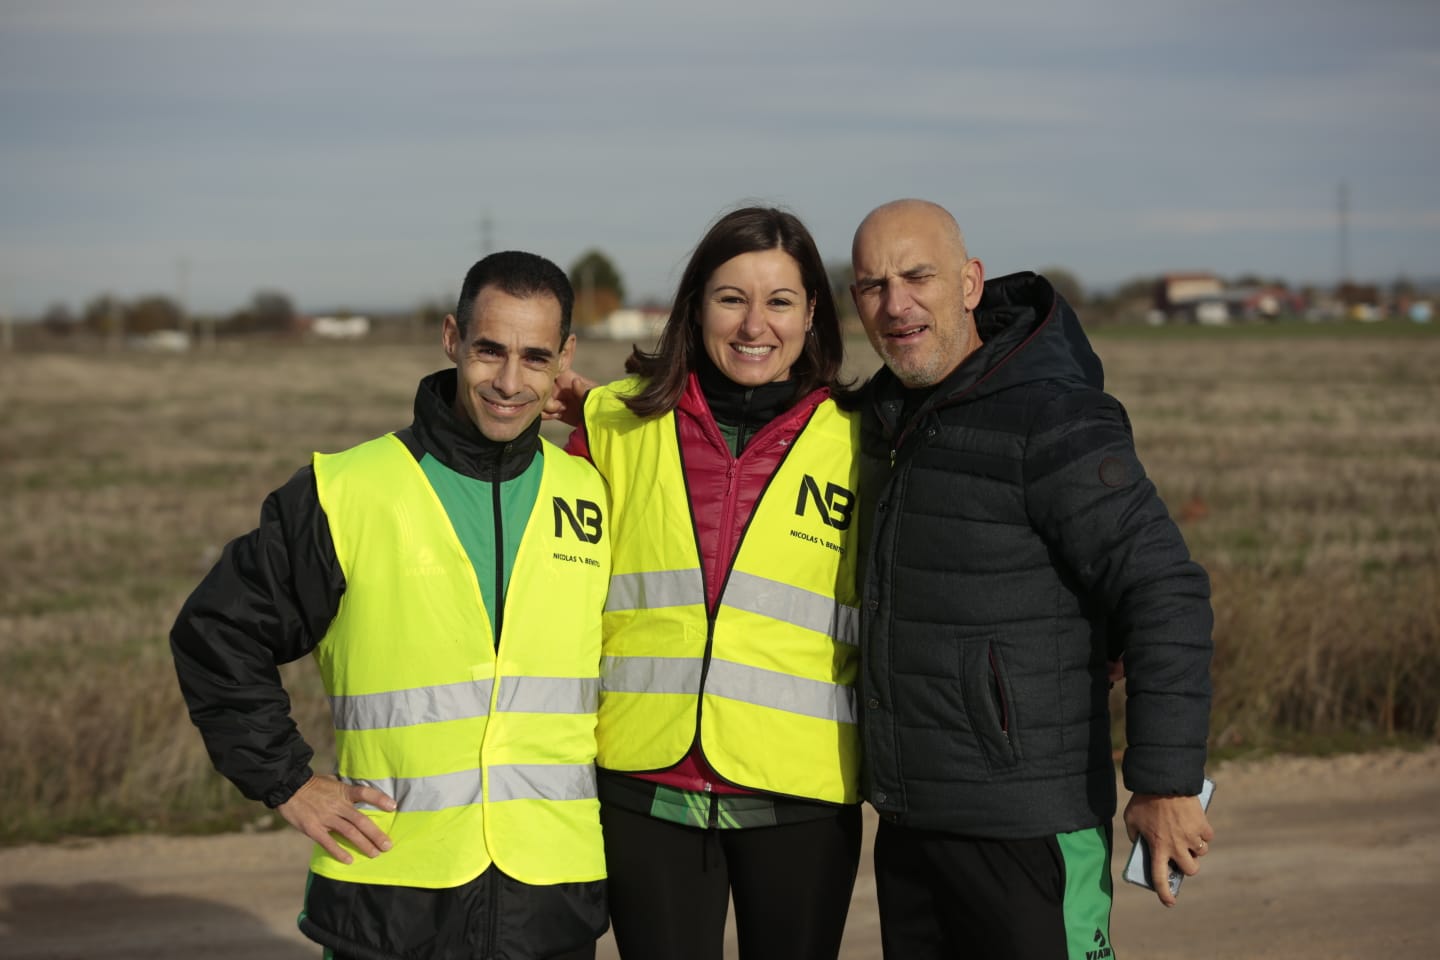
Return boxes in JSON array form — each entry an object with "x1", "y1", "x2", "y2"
[
  {"x1": 553, "y1": 497, "x2": 604, "y2": 543},
  {"x1": 794, "y1": 475, "x2": 855, "y2": 531}
]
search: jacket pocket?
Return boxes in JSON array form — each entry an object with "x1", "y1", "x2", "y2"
[{"x1": 961, "y1": 640, "x2": 1022, "y2": 773}]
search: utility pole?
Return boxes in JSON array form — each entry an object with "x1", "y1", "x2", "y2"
[
  {"x1": 1338, "y1": 180, "x2": 1350, "y2": 286},
  {"x1": 0, "y1": 276, "x2": 9, "y2": 351},
  {"x1": 177, "y1": 256, "x2": 193, "y2": 345},
  {"x1": 479, "y1": 212, "x2": 494, "y2": 257},
  {"x1": 107, "y1": 297, "x2": 124, "y2": 352}
]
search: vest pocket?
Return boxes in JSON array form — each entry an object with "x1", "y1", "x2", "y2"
[{"x1": 961, "y1": 640, "x2": 1021, "y2": 773}]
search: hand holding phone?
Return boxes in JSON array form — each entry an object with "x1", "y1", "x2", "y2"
[{"x1": 1122, "y1": 777, "x2": 1216, "y2": 903}]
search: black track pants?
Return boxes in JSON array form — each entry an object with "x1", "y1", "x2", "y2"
[
  {"x1": 600, "y1": 802, "x2": 862, "y2": 960},
  {"x1": 874, "y1": 820, "x2": 1114, "y2": 960}
]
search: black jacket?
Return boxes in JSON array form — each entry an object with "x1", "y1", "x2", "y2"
[
  {"x1": 857, "y1": 272, "x2": 1213, "y2": 838},
  {"x1": 169, "y1": 369, "x2": 605, "y2": 960}
]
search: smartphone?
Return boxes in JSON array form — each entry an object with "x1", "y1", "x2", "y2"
[{"x1": 1122, "y1": 776, "x2": 1215, "y2": 897}]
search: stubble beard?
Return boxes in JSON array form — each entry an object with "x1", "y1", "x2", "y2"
[{"x1": 877, "y1": 319, "x2": 970, "y2": 389}]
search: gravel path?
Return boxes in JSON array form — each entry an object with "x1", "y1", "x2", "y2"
[{"x1": 3, "y1": 748, "x2": 1437, "y2": 959}]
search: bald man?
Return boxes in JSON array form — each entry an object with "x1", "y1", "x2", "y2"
[{"x1": 849, "y1": 200, "x2": 1215, "y2": 959}]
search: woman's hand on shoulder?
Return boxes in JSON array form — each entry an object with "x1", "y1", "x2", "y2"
[{"x1": 545, "y1": 369, "x2": 598, "y2": 427}]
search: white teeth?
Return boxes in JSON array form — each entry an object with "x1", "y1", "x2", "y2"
[{"x1": 734, "y1": 344, "x2": 773, "y2": 356}]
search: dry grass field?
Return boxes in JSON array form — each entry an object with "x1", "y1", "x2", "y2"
[{"x1": 1, "y1": 325, "x2": 1438, "y2": 844}]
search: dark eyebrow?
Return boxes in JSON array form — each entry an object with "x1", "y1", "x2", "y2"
[
  {"x1": 471, "y1": 336, "x2": 556, "y2": 360},
  {"x1": 710, "y1": 284, "x2": 802, "y2": 297},
  {"x1": 856, "y1": 265, "x2": 935, "y2": 289}
]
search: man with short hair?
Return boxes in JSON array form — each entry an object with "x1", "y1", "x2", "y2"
[
  {"x1": 850, "y1": 199, "x2": 1214, "y2": 959},
  {"x1": 171, "y1": 251, "x2": 612, "y2": 960}
]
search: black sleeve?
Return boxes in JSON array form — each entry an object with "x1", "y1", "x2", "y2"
[
  {"x1": 169, "y1": 464, "x2": 346, "y2": 807},
  {"x1": 1023, "y1": 388, "x2": 1214, "y2": 797}
]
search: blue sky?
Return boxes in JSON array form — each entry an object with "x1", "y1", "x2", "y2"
[{"x1": 2, "y1": 0, "x2": 1437, "y2": 315}]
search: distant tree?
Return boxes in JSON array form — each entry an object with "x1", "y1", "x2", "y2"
[
  {"x1": 1114, "y1": 276, "x2": 1159, "y2": 303},
  {"x1": 1230, "y1": 273, "x2": 1289, "y2": 289},
  {"x1": 1391, "y1": 274, "x2": 1416, "y2": 300},
  {"x1": 569, "y1": 250, "x2": 625, "y2": 327},
  {"x1": 1085, "y1": 276, "x2": 1157, "y2": 325},
  {"x1": 826, "y1": 260, "x2": 855, "y2": 314},
  {"x1": 569, "y1": 249, "x2": 625, "y2": 301},
  {"x1": 82, "y1": 294, "x2": 126, "y2": 337},
  {"x1": 413, "y1": 299, "x2": 449, "y2": 330},
  {"x1": 125, "y1": 294, "x2": 183, "y2": 334},
  {"x1": 253, "y1": 290, "x2": 297, "y2": 330},
  {"x1": 230, "y1": 289, "x2": 297, "y2": 334},
  {"x1": 42, "y1": 302, "x2": 77, "y2": 338},
  {"x1": 1038, "y1": 266, "x2": 1084, "y2": 307}
]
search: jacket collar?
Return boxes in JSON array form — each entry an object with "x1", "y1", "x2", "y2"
[
  {"x1": 693, "y1": 351, "x2": 802, "y2": 429},
  {"x1": 408, "y1": 368, "x2": 541, "y2": 481}
]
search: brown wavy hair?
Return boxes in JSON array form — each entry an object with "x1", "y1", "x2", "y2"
[{"x1": 621, "y1": 206, "x2": 846, "y2": 418}]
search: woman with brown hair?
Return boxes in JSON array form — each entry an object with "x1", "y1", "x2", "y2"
[{"x1": 556, "y1": 206, "x2": 863, "y2": 960}]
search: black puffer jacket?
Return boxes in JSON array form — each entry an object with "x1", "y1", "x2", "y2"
[{"x1": 857, "y1": 272, "x2": 1212, "y2": 838}]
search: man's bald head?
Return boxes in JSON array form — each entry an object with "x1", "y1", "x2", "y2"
[
  {"x1": 853, "y1": 199, "x2": 969, "y2": 265},
  {"x1": 849, "y1": 198, "x2": 985, "y2": 388}
]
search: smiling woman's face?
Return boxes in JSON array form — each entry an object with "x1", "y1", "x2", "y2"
[{"x1": 700, "y1": 247, "x2": 813, "y2": 387}]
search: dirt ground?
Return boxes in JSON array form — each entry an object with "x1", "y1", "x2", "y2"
[{"x1": 3, "y1": 748, "x2": 1437, "y2": 959}]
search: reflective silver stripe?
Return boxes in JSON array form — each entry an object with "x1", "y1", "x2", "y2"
[
  {"x1": 705, "y1": 659, "x2": 857, "y2": 724},
  {"x1": 496, "y1": 676, "x2": 600, "y2": 715},
  {"x1": 724, "y1": 571, "x2": 859, "y2": 647},
  {"x1": 602, "y1": 655, "x2": 856, "y2": 724},
  {"x1": 344, "y1": 769, "x2": 483, "y2": 812},
  {"x1": 488, "y1": 763, "x2": 598, "y2": 803},
  {"x1": 344, "y1": 763, "x2": 597, "y2": 810},
  {"x1": 606, "y1": 569, "x2": 705, "y2": 612},
  {"x1": 330, "y1": 680, "x2": 493, "y2": 731},
  {"x1": 601, "y1": 655, "x2": 704, "y2": 695}
]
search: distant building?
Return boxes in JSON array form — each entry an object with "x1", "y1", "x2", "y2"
[
  {"x1": 309, "y1": 315, "x2": 371, "y2": 339},
  {"x1": 1224, "y1": 285, "x2": 1306, "y2": 321},
  {"x1": 133, "y1": 329, "x2": 193, "y2": 353},
  {"x1": 1154, "y1": 272, "x2": 1228, "y2": 324},
  {"x1": 587, "y1": 306, "x2": 668, "y2": 342},
  {"x1": 1334, "y1": 282, "x2": 1383, "y2": 321}
]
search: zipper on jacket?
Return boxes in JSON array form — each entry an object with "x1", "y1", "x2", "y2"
[
  {"x1": 486, "y1": 865, "x2": 500, "y2": 957},
  {"x1": 490, "y1": 445, "x2": 506, "y2": 648},
  {"x1": 988, "y1": 646, "x2": 1010, "y2": 738},
  {"x1": 713, "y1": 460, "x2": 739, "y2": 614},
  {"x1": 736, "y1": 386, "x2": 756, "y2": 452}
]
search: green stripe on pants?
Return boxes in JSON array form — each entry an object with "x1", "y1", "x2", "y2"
[{"x1": 1057, "y1": 825, "x2": 1115, "y2": 959}]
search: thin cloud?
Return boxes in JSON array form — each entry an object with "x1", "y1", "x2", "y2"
[{"x1": 1137, "y1": 209, "x2": 1440, "y2": 234}]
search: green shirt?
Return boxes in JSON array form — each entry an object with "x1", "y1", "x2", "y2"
[{"x1": 419, "y1": 449, "x2": 544, "y2": 643}]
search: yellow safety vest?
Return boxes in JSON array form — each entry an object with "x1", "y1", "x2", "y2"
[
  {"x1": 310, "y1": 433, "x2": 610, "y2": 888},
  {"x1": 584, "y1": 379, "x2": 861, "y2": 803}
]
